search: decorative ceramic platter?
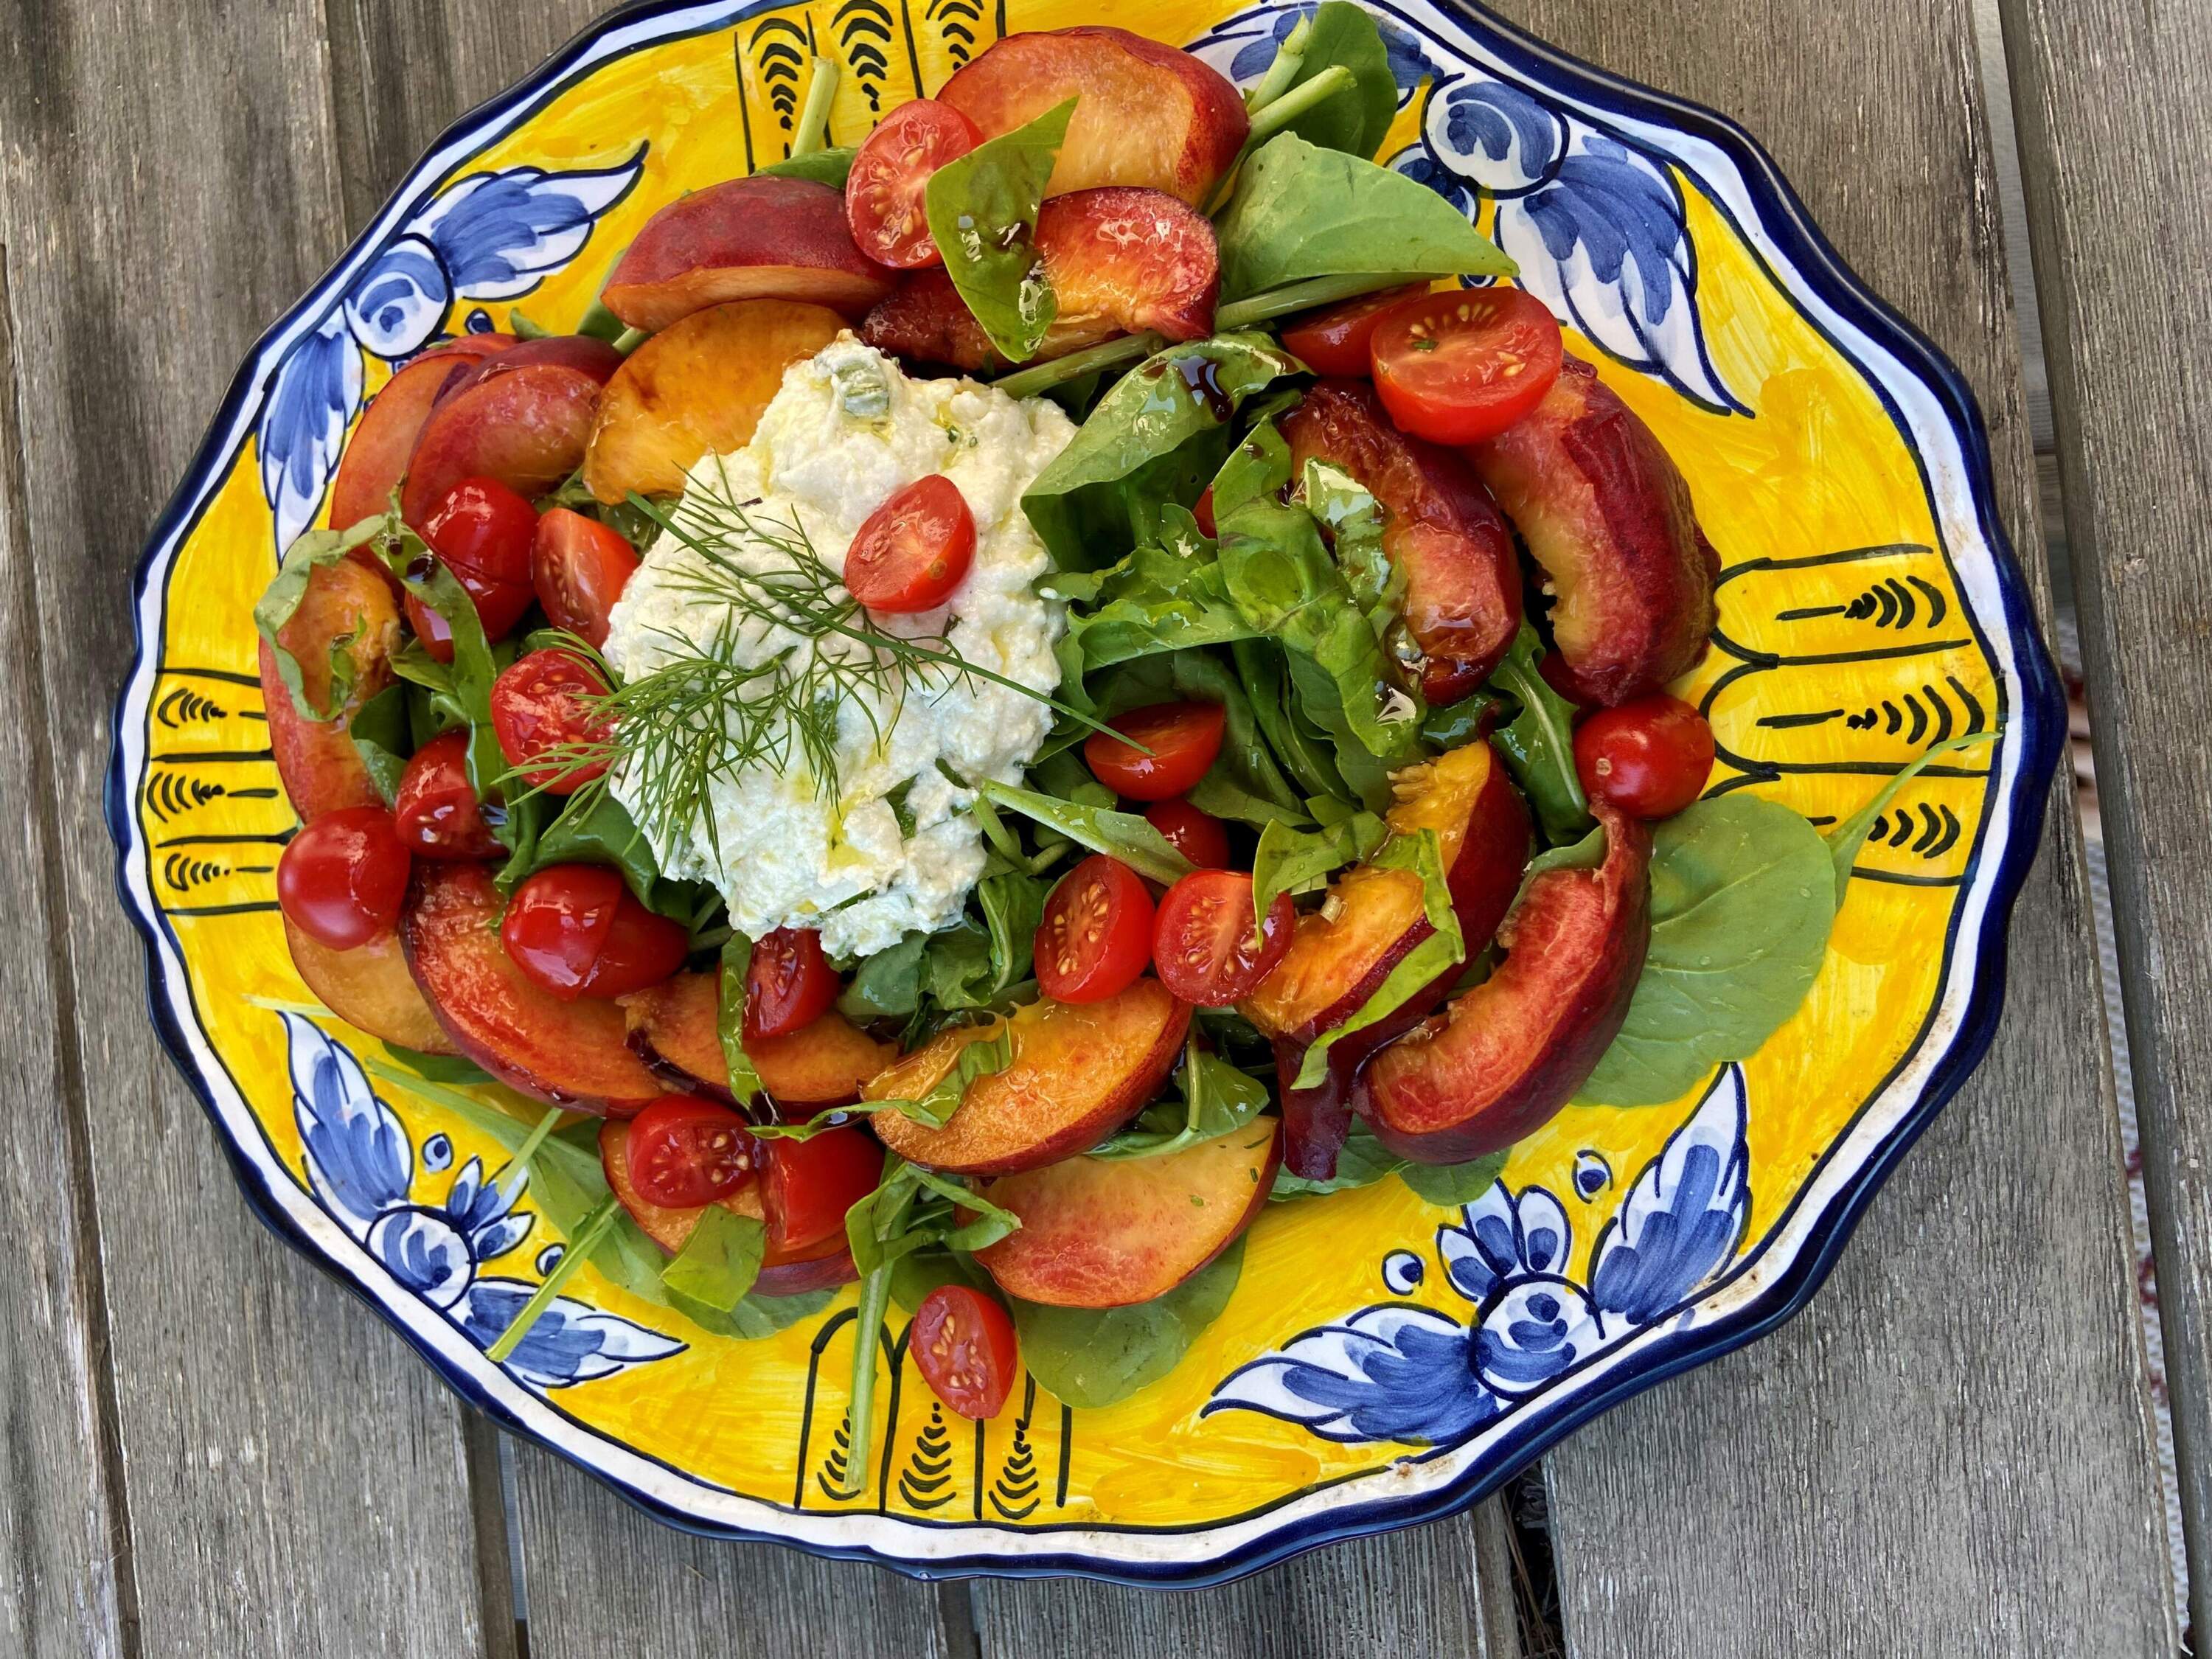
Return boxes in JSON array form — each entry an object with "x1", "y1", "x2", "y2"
[{"x1": 110, "y1": 0, "x2": 2059, "y2": 1585}]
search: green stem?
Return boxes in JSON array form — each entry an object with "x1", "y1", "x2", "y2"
[
  {"x1": 612, "y1": 326, "x2": 650, "y2": 355},
  {"x1": 494, "y1": 1105, "x2": 566, "y2": 1206},
  {"x1": 991, "y1": 331, "x2": 1161, "y2": 399},
  {"x1": 1242, "y1": 18, "x2": 1311, "y2": 114},
  {"x1": 1208, "y1": 63, "x2": 1355, "y2": 215},
  {"x1": 1218, "y1": 271, "x2": 1430, "y2": 329},
  {"x1": 487, "y1": 1196, "x2": 620, "y2": 1363},
  {"x1": 789, "y1": 57, "x2": 839, "y2": 158},
  {"x1": 838, "y1": 1262, "x2": 895, "y2": 1497}
]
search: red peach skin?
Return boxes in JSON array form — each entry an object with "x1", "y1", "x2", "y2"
[
  {"x1": 1360, "y1": 804, "x2": 1652, "y2": 1164},
  {"x1": 258, "y1": 555, "x2": 402, "y2": 820},
  {"x1": 399, "y1": 364, "x2": 605, "y2": 532},
  {"x1": 1464, "y1": 356, "x2": 1719, "y2": 706},
  {"x1": 619, "y1": 970, "x2": 893, "y2": 1109},
  {"x1": 937, "y1": 27, "x2": 1248, "y2": 207},
  {"x1": 599, "y1": 1121, "x2": 858, "y2": 1292},
  {"x1": 328, "y1": 336, "x2": 512, "y2": 532},
  {"x1": 1283, "y1": 380, "x2": 1523, "y2": 702},
  {"x1": 600, "y1": 177, "x2": 894, "y2": 332}
]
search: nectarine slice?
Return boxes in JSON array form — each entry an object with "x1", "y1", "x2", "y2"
[
  {"x1": 399, "y1": 364, "x2": 604, "y2": 532},
  {"x1": 861, "y1": 270, "x2": 1001, "y2": 374},
  {"x1": 599, "y1": 1119, "x2": 858, "y2": 1291},
  {"x1": 285, "y1": 917, "x2": 453, "y2": 1054},
  {"x1": 328, "y1": 338, "x2": 510, "y2": 532},
  {"x1": 258, "y1": 555, "x2": 402, "y2": 820},
  {"x1": 866, "y1": 981, "x2": 1190, "y2": 1175},
  {"x1": 582, "y1": 299, "x2": 844, "y2": 502},
  {"x1": 973, "y1": 1118, "x2": 1279, "y2": 1308},
  {"x1": 619, "y1": 970, "x2": 892, "y2": 1108}
]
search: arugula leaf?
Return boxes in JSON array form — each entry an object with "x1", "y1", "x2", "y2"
[
  {"x1": 717, "y1": 936, "x2": 765, "y2": 1104},
  {"x1": 348, "y1": 684, "x2": 413, "y2": 807},
  {"x1": 1419, "y1": 689, "x2": 1503, "y2": 749},
  {"x1": 1250, "y1": 812, "x2": 1387, "y2": 928},
  {"x1": 498, "y1": 786, "x2": 668, "y2": 907},
  {"x1": 1217, "y1": 133, "x2": 1517, "y2": 300},
  {"x1": 1487, "y1": 624, "x2": 1590, "y2": 845},
  {"x1": 925, "y1": 100, "x2": 1074, "y2": 361},
  {"x1": 1579, "y1": 794, "x2": 1834, "y2": 1106},
  {"x1": 1261, "y1": 0, "x2": 1398, "y2": 161},
  {"x1": 383, "y1": 535, "x2": 509, "y2": 811},
  {"x1": 253, "y1": 514, "x2": 394, "y2": 720},
  {"x1": 975, "y1": 779, "x2": 1195, "y2": 886},
  {"x1": 1398, "y1": 1149, "x2": 1510, "y2": 1206},
  {"x1": 758, "y1": 146, "x2": 856, "y2": 187},
  {"x1": 1007, "y1": 1237, "x2": 1245, "y2": 1408},
  {"x1": 661, "y1": 1205, "x2": 765, "y2": 1314},
  {"x1": 1208, "y1": 416, "x2": 1293, "y2": 523},
  {"x1": 872, "y1": 1025, "x2": 1014, "y2": 1129},
  {"x1": 1291, "y1": 829, "x2": 1463, "y2": 1088},
  {"x1": 976, "y1": 869, "x2": 1046, "y2": 993},
  {"x1": 1824, "y1": 730, "x2": 1999, "y2": 902},
  {"x1": 1090, "y1": 1040, "x2": 1269, "y2": 1160},
  {"x1": 1231, "y1": 639, "x2": 1353, "y2": 804},
  {"x1": 1270, "y1": 1119, "x2": 1402, "y2": 1197},
  {"x1": 888, "y1": 1246, "x2": 998, "y2": 1315},
  {"x1": 838, "y1": 931, "x2": 928, "y2": 1022},
  {"x1": 1062, "y1": 538, "x2": 1260, "y2": 670},
  {"x1": 1082, "y1": 650, "x2": 1309, "y2": 827},
  {"x1": 1301, "y1": 458, "x2": 1398, "y2": 625}
]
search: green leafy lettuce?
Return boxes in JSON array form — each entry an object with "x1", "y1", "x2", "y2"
[{"x1": 924, "y1": 100, "x2": 1074, "y2": 361}]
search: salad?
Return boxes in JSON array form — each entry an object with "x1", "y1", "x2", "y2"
[{"x1": 253, "y1": 11, "x2": 1981, "y2": 1475}]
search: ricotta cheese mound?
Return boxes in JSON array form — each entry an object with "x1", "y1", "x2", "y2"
[{"x1": 600, "y1": 336, "x2": 1077, "y2": 959}]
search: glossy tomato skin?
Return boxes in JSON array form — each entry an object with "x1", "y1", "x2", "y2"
[
  {"x1": 625, "y1": 1095, "x2": 759, "y2": 1208},
  {"x1": 403, "y1": 557, "x2": 534, "y2": 662},
  {"x1": 1152, "y1": 869, "x2": 1295, "y2": 1006},
  {"x1": 763, "y1": 1127, "x2": 883, "y2": 1256},
  {"x1": 846, "y1": 99, "x2": 981, "y2": 268},
  {"x1": 392, "y1": 730, "x2": 502, "y2": 860},
  {"x1": 1084, "y1": 700, "x2": 1226, "y2": 801},
  {"x1": 844, "y1": 476, "x2": 976, "y2": 613},
  {"x1": 744, "y1": 928, "x2": 841, "y2": 1040},
  {"x1": 1370, "y1": 287, "x2": 1564, "y2": 445},
  {"x1": 582, "y1": 896, "x2": 692, "y2": 998},
  {"x1": 1141, "y1": 798, "x2": 1232, "y2": 869},
  {"x1": 490, "y1": 649, "x2": 611, "y2": 793},
  {"x1": 501, "y1": 864, "x2": 625, "y2": 998},
  {"x1": 532, "y1": 507, "x2": 639, "y2": 648},
  {"x1": 1281, "y1": 282, "x2": 1428, "y2": 377},
  {"x1": 911, "y1": 1285, "x2": 1018, "y2": 1419},
  {"x1": 276, "y1": 805, "x2": 411, "y2": 951},
  {"x1": 1573, "y1": 694, "x2": 1715, "y2": 819},
  {"x1": 1192, "y1": 487, "x2": 1217, "y2": 538},
  {"x1": 408, "y1": 477, "x2": 540, "y2": 658},
  {"x1": 1034, "y1": 855, "x2": 1155, "y2": 1004}
]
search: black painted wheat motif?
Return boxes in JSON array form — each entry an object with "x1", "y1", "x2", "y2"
[
  {"x1": 835, "y1": 0, "x2": 895, "y2": 109},
  {"x1": 752, "y1": 15, "x2": 813, "y2": 133},
  {"x1": 156, "y1": 684, "x2": 257, "y2": 728},
  {"x1": 1867, "y1": 801, "x2": 1964, "y2": 860},
  {"x1": 1778, "y1": 573, "x2": 1949, "y2": 630},
  {"x1": 925, "y1": 0, "x2": 985, "y2": 65},
  {"x1": 990, "y1": 1379, "x2": 1041, "y2": 1520},
  {"x1": 145, "y1": 771, "x2": 276, "y2": 821},
  {"x1": 816, "y1": 1408, "x2": 856, "y2": 1498},
  {"x1": 897, "y1": 1403, "x2": 956, "y2": 1509}
]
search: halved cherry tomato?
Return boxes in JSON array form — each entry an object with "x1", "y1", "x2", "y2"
[
  {"x1": 588, "y1": 891, "x2": 694, "y2": 998},
  {"x1": 743, "y1": 927, "x2": 841, "y2": 1040},
  {"x1": 1573, "y1": 694, "x2": 1714, "y2": 819},
  {"x1": 844, "y1": 476, "x2": 976, "y2": 613},
  {"x1": 911, "y1": 1284, "x2": 1018, "y2": 1419},
  {"x1": 846, "y1": 99, "x2": 981, "y2": 269},
  {"x1": 1034, "y1": 855, "x2": 1154, "y2": 1004},
  {"x1": 762, "y1": 1127, "x2": 883, "y2": 1256},
  {"x1": 501, "y1": 864, "x2": 689, "y2": 1000},
  {"x1": 1084, "y1": 701, "x2": 1225, "y2": 801},
  {"x1": 1192, "y1": 487, "x2": 1217, "y2": 538},
  {"x1": 1152, "y1": 869, "x2": 1295, "y2": 1006},
  {"x1": 490, "y1": 649, "x2": 611, "y2": 793},
  {"x1": 1280, "y1": 282, "x2": 1428, "y2": 378},
  {"x1": 625, "y1": 1095, "x2": 759, "y2": 1208},
  {"x1": 1370, "y1": 287, "x2": 1564, "y2": 445},
  {"x1": 276, "y1": 805, "x2": 410, "y2": 950},
  {"x1": 1141, "y1": 799, "x2": 1232, "y2": 869},
  {"x1": 532, "y1": 507, "x2": 639, "y2": 648},
  {"x1": 392, "y1": 730, "x2": 502, "y2": 860}
]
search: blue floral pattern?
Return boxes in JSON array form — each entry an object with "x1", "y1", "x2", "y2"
[
  {"x1": 256, "y1": 154, "x2": 641, "y2": 553},
  {"x1": 1206, "y1": 1066, "x2": 1750, "y2": 1444},
  {"x1": 282, "y1": 1013, "x2": 681, "y2": 1390}
]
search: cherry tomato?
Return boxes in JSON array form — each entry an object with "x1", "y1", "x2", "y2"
[
  {"x1": 1573, "y1": 694, "x2": 1715, "y2": 819},
  {"x1": 403, "y1": 556, "x2": 534, "y2": 662},
  {"x1": 911, "y1": 1284, "x2": 1018, "y2": 1419},
  {"x1": 625, "y1": 1095, "x2": 759, "y2": 1208},
  {"x1": 762, "y1": 1127, "x2": 883, "y2": 1256},
  {"x1": 743, "y1": 927, "x2": 841, "y2": 1040},
  {"x1": 1192, "y1": 487, "x2": 1217, "y2": 538},
  {"x1": 276, "y1": 805, "x2": 410, "y2": 951},
  {"x1": 1034, "y1": 855, "x2": 1154, "y2": 1004},
  {"x1": 392, "y1": 730, "x2": 501, "y2": 860},
  {"x1": 845, "y1": 98, "x2": 981, "y2": 268},
  {"x1": 1141, "y1": 798, "x2": 1232, "y2": 869},
  {"x1": 424, "y1": 476, "x2": 538, "y2": 586},
  {"x1": 1084, "y1": 701, "x2": 1225, "y2": 801},
  {"x1": 586, "y1": 891, "x2": 693, "y2": 998},
  {"x1": 844, "y1": 476, "x2": 976, "y2": 613},
  {"x1": 532, "y1": 507, "x2": 639, "y2": 648},
  {"x1": 490, "y1": 649, "x2": 611, "y2": 793},
  {"x1": 1152, "y1": 869, "x2": 1295, "y2": 1006},
  {"x1": 501, "y1": 865, "x2": 689, "y2": 1000},
  {"x1": 1280, "y1": 282, "x2": 1428, "y2": 377},
  {"x1": 1370, "y1": 287, "x2": 1564, "y2": 445}
]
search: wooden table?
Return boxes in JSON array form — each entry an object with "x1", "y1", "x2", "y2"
[{"x1": 2, "y1": 0, "x2": 2202, "y2": 1652}]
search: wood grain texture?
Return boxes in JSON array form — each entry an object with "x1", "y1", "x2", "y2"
[
  {"x1": 0, "y1": 0, "x2": 498, "y2": 1652},
  {"x1": 1470, "y1": 1, "x2": 2180, "y2": 1653},
  {"x1": 1997, "y1": 0, "x2": 2212, "y2": 1636}
]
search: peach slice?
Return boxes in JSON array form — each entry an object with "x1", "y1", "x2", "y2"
[
  {"x1": 258, "y1": 554, "x2": 403, "y2": 820},
  {"x1": 399, "y1": 364, "x2": 605, "y2": 532},
  {"x1": 1284, "y1": 380, "x2": 1523, "y2": 701},
  {"x1": 1464, "y1": 356, "x2": 1719, "y2": 706},
  {"x1": 937, "y1": 27, "x2": 1248, "y2": 208},
  {"x1": 860, "y1": 271, "x2": 1001, "y2": 375},
  {"x1": 973, "y1": 1118, "x2": 1279, "y2": 1308},
  {"x1": 329, "y1": 337, "x2": 512, "y2": 533},
  {"x1": 285, "y1": 918, "x2": 453, "y2": 1054},
  {"x1": 600, "y1": 177, "x2": 894, "y2": 333},
  {"x1": 1361, "y1": 804, "x2": 1652, "y2": 1164},
  {"x1": 599, "y1": 1120, "x2": 856, "y2": 1292},
  {"x1": 866, "y1": 981, "x2": 1190, "y2": 1176},
  {"x1": 400, "y1": 863, "x2": 662, "y2": 1112},
  {"x1": 619, "y1": 970, "x2": 892, "y2": 1109},
  {"x1": 581, "y1": 299, "x2": 844, "y2": 502}
]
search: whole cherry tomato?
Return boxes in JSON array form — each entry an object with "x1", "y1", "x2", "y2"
[
  {"x1": 1573, "y1": 694, "x2": 1715, "y2": 819},
  {"x1": 1034, "y1": 855, "x2": 1154, "y2": 1004},
  {"x1": 1141, "y1": 799, "x2": 1232, "y2": 869},
  {"x1": 501, "y1": 864, "x2": 689, "y2": 1000},
  {"x1": 1084, "y1": 701, "x2": 1225, "y2": 801},
  {"x1": 532, "y1": 507, "x2": 639, "y2": 648},
  {"x1": 276, "y1": 805, "x2": 410, "y2": 951},
  {"x1": 1370, "y1": 287, "x2": 1564, "y2": 445},
  {"x1": 1280, "y1": 282, "x2": 1428, "y2": 377},
  {"x1": 762, "y1": 1127, "x2": 883, "y2": 1256},
  {"x1": 490, "y1": 649, "x2": 611, "y2": 794},
  {"x1": 392, "y1": 730, "x2": 502, "y2": 859},
  {"x1": 911, "y1": 1284, "x2": 1019, "y2": 1419},
  {"x1": 625, "y1": 1095, "x2": 759, "y2": 1208},
  {"x1": 405, "y1": 477, "x2": 540, "y2": 658},
  {"x1": 844, "y1": 476, "x2": 976, "y2": 613},
  {"x1": 1152, "y1": 869, "x2": 1295, "y2": 1006},
  {"x1": 744, "y1": 927, "x2": 841, "y2": 1040},
  {"x1": 845, "y1": 98, "x2": 981, "y2": 268}
]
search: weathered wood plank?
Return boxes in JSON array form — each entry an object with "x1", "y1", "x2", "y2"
[
  {"x1": 0, "y1": 0, "x2": 501, "y2": 1651},
  {"x1": 1997, "y1": 0, "x2": 2212, "y2": 1638},
  {"x1": 1460, "y1": 1, "x2": 2177, "y2": 1652}
]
